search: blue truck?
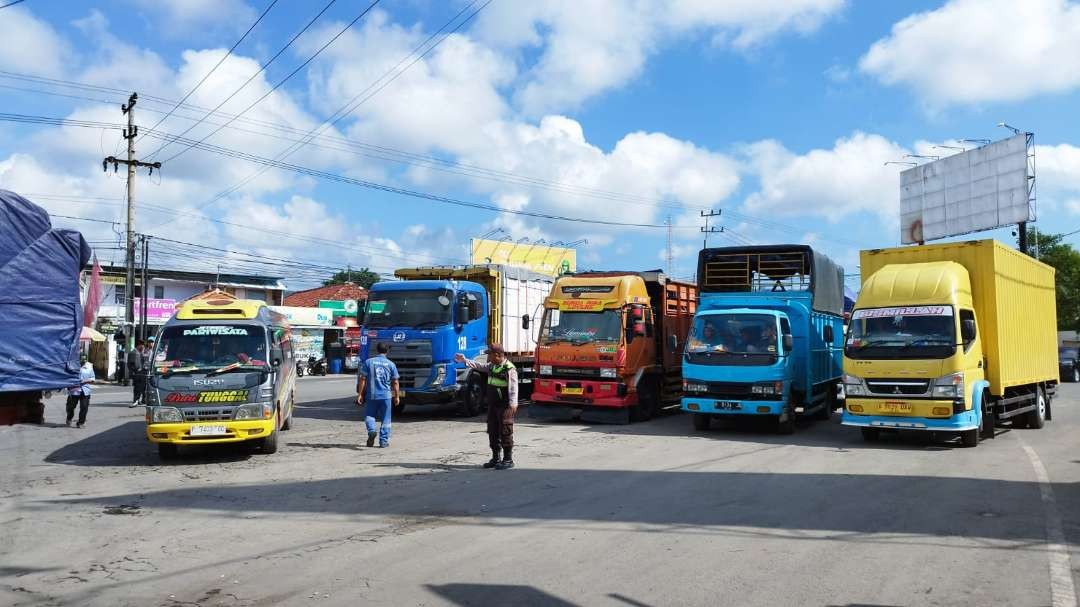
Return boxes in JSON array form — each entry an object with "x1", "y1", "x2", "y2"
[
  {"x1": 359, "y1": 265, "x2": 553, "y2": 415},
  {"x1": 680, "y1": 245, "x2": 845, "y2": 433}
]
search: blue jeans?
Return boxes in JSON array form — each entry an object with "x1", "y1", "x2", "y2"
[{"x1": 365, "y1": 398, "x2": 392, "y2": 446}]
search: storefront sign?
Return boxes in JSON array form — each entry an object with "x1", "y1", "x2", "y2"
[
  {"x1": 270, "y1": 306, "x2": 334, "y2": 327},
  {"x1": 134, "y1": 298, "x2": 177, "y2": 324}
]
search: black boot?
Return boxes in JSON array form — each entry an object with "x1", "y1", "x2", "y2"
[
  {"x1": 495, "y1": 447, "x2": 514, "y2": 470},
  {"x1": 483, "y1": 448, "x2": 501, "y2": 468}
]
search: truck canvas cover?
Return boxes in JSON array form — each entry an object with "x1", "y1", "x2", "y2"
[
  {"x1": 697, "y1": 245, "x2": 845, "y2": 316},
  {"x1": 0, "y1": 190, "x2": 91, "y2": 391}
]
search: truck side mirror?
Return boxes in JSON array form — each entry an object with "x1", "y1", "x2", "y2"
[
  {"x1": 270, "y1": 347, "x2": 283, "y2": 367},
  {"x1": 457, "y1": 303, "x2": 469, "y2": 324},
  {"x1": 522, "y1": 314, "x2": 531, "y2": 330},
  {"x1": 961, "y1": 319, "x2": 977, "y2": 342},
  {"x1": 823, "y1": 325, "x2": 834, "y2": 343},
  {"x1": 782, "y1": 334, "x2": 794, "y2": 352},
  {"x1": 667, "y1": 333, "x2": 678, "y2": 351},
  {"x1": 633, "y1": 321, "x2": 646, "y2": 336}
]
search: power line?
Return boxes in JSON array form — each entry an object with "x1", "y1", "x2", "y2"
[
  {"x1": 136, "y1": 0, "x2": 281, "y2": 149},
  {"x1": 0, "y1": 0, "x2": 27, "y2": 10},
  {"x1": 144, "y1": 0, "x2": 340, "y2": 161}
]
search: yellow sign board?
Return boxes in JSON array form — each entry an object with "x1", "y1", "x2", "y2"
[
  {"x1": 558, "y1": 299, "x2": 608, "y2": 312},
  {"x1": 470, "y1": 238, "x2": 576, "y2": 277}
]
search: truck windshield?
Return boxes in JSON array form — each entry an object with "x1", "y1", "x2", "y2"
[
  {"x1": 685, "y1": 314, "x2": 778, "y2": 365},
  {"x1": 154, "y1": 325, "x2": 268, "y2": 372},
  {"x1": 365, "y1": 289, "x2": 453, "y2": 328},
  {"x1": 540, "y1": 309, "x2": 622, "y2": 344},
  {"x1": 845, "y1": 306, "x2": 956, "y2": 359}
]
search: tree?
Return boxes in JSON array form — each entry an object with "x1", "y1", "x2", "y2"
[
  {"x1": 323, "y1": 268, "x2": 380, "y2": 289},
  {"x1": 1024, "y1": 228, "x2": 1080, "y2": 331}
]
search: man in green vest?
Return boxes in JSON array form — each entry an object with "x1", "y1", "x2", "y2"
[{"x1": 455, "y1": 344, "x2": 518, "y2": 470}]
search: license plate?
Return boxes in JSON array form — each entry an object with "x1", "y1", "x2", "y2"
[
  {"x1": 878, "y1": 402, "x2": 912, "y2": 413},
  {"x1": 190, "y1": 425, "x2": 228, "y2": 436},
  {"x1": 715, "y1": 400, "x2": 741, "y2": 410},
  {"x1": 562, "y1": 387, "x2": 584, "y2": 395}
]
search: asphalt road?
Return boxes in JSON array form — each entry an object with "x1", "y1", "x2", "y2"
[{"x1": 2, "y1": 377, "x2": 1079, "y2": 606}]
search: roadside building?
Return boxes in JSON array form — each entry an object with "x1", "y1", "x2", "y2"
[{"x1": 280, "y1": 283, "x2": 367, "y2": 373}]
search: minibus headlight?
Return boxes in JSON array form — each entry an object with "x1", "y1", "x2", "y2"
[
  {"x1": 234, "y1": 403, "x2": 273, "y2": 420},
  {"x1": 152, "y1": 407, "x2": 183, "y2": 423}
]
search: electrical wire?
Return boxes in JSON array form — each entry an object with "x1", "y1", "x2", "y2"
[
  {"x1": 144, "y1": 0, "x2": 340, "y2": 161},
  {"x1": 0, "y1": 0, "x2": 27, "y2": 10},
  {"x1": 136, "y1": 0, "x2": 281, "y2": 149}
]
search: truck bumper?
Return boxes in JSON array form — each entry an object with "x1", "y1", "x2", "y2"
[
  {"x1": 532, "y1": 380, "x2": 635, "y2": 408},
  {"x1": 681, "y1": 397, "x2": 785, "y2": 416},
  {"x1": 147, "y1": 419, "x2": 276, "y2": 444},
  {"x1": 840, "y1": 408, "x2": 978, "y2": 432},
  {"x1": 402, "y1": 384, "x2": 460, "y2": 405}
]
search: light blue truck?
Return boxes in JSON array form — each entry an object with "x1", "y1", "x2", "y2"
[{"x1": 680, "y1": 245, "x2": 845, "y2": 433}]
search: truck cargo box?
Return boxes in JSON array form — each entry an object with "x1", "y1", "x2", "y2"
[
  {"x1": 394, "y1": 265, "x2": 553, "y2": 356},
  {"x1": 859, "y1": 239, "x2": 1056, "y2": 395}
]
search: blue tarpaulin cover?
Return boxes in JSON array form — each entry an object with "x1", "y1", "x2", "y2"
[{"x1": 0, "y1": 189, "x2": 91, "y2": 391}]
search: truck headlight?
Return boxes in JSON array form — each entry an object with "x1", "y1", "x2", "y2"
[
  {"x1": 539, "y1": 365, "x2": 553, "y2": 376},
  {"x1": 234, "y1": 403, "x2": 273, "y2": 420},
  {"x1": 932, "y1": 372, "x2": 964, "y2": 399},
  {"x1": 751, "y1": 381, "x2": 783, "y2": 395},
  {"x1": 434, "y1": 364, "x2": 447, "y2": 385},
  {"x1": 151, "y1": 406, "x2": 183, "y2": 423},
  {"x1": 683, "y1": 381, "x2": 708, "y2": 393},
  {"x1": 600, "y1": 367, "x2": 617, "y2": 378},
  {"x1": 843, "y1": 373, "x2": 868, "y2": 397}
]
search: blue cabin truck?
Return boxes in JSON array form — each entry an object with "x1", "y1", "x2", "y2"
[
  {"x1": 359, "y1": 265, "x2": 552, "y2": 416},
  {"x1": 681, "y1": 245, "x2": 845, "y2": 434}
]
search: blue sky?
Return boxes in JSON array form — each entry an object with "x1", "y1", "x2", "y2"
[{"x1": 2, "y1": 0, "x2": 1080, "y2": 289}]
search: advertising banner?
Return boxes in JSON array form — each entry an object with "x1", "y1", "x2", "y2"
[
  {"x1": 271, "y1": 306, "x2": 334, "y2": 327},
  {"x1": 470, "y1": 238, "x2": 576, "y2": 277},
  {"x1": 134, "y1": 298, "x2": 177, "y2": 324},
  {"x1": 291, "y1": 328, "x2": 325, "y2": 360}
]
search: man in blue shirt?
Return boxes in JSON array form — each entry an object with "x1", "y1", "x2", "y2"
[
  {"x1": 356, "y1": 342, "x2": 400, "y2": 448},
  {"x1": 66, "y1": 354, "x2": 96, "y2": 428}
]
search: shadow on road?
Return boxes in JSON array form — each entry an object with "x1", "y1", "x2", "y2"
[
  {"x1": 44, "y1": 421, "x2": 254, "y2": 467},
  {"x1": 45, "y1": 462, "x2": 1072, "y2": 547},
  {"x1": 293, "y1": 397, "x2": 489, "y2": 426},
  {"x1": 425, "y1": 583, "x2": 577, "y2": 606}
]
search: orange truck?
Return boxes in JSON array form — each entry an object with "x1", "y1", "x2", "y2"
[{"x1": 530, "y1": 271, "x2": 696, "y2": 424}]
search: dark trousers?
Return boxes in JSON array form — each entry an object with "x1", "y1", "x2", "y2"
[
  {"x1": 66, "y1": 394, "x2": 90, "y2": 425},
  {"x1": 132, "y1": 373, "x2": 147, "y2": 403},
  {"x1": 485, "y1": 386, "x2": 514, "y2": 450}
]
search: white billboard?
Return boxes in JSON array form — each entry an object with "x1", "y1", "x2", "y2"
[{"x1": 900, "y1": 133, "x2": 1032, "y2": 244}]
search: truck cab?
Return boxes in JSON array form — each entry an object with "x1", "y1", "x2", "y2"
[
  {"x1": 681, "y1": 246, "x2": 844, "y2": 433},
  {"x1": 359, "y1": 279, "x2": 488, "y2": 409}
]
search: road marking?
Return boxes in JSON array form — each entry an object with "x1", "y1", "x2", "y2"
[{"x1": 1020, "y1": 440, "x2": 1078, "y2": 607}]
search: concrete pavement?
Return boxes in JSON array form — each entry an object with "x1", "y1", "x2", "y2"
[{"x1": 1, "y1": 376, "x2": 1078, "y2": 606}]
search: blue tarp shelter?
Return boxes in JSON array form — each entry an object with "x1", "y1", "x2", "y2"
[{"x1": 0, "y1": 190, "x2": 91, "y2": 391}]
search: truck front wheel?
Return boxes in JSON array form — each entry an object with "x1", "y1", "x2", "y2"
[
  {"x1": 860, "y1": 427, "x2": 879, "y2": 442},
  {"x1": 460, "y1": 374, "x2": 485, "y2": 417},
  {"x1": 776, "y1": 406, "x2": 795, "y2": 434},
  {"x1": 261, "y1": 427, "x2": 279, "y2": 454},
  {"x1": 630, "y1": 377, "x2": 660, "y2": 422}
]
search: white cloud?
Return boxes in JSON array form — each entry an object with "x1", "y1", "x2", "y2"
[
  {"x1": 475, "y1": 0, "x2": 846, "y2": 115},
  {"x1": 741, "y1": 132, "x2": 908, "y2": 223},
  {"x1": 129, "y1": 0, "x2": 257, "y2": 38},
  {"x1": 1037, "y1": 144, "x2": 1080, "y2": 193},
  {"x1": 859, "y1": 0, "x2": 1080, "y2": 106},
  {"x1": 0, "y1": 6, "x2": 70, "y2": 77}
]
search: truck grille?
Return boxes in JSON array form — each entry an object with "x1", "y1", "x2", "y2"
[
  {"x1": 373, "y1": 340, "x2": 433, "y2": 389},
  {"x1": 181, "y1": 407, "x2": 234, "y2": 422},
  {"x1": 865, "y1": 380, "x2": 930, "y2": 396},
  {"x1": 551, "y1": 367, "x2": 602, "y2": 379}
]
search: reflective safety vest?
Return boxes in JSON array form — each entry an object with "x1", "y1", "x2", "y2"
[{"x1": 488, "y1": 360, "x2": 515, "y2": 387}]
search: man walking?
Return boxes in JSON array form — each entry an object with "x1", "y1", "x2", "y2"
[
  {"x1": 356, "y1": 342, "x2": 400, "y2": 448},
  {"x1": 455, "y1": 344, "x2": 518, "y2": 470},
  {"x1": 66, "y1": 354, "x2": 96, "y2": 428},
  {"x1": 129, "y1": 340, "x2": 151, "y2": 408}
]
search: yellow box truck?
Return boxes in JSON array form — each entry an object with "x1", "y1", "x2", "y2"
[{"x1": 841, "y1": 239, "x2": 1058, "y2": 447}]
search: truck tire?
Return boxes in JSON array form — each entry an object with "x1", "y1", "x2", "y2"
[
  {"x1": 460, "y1": 374, "x2": 485, "y2": 417},
  {"x1": 157, "y1": 443, "x2": 178, "y2": 460},
  {"x1": 261, "y1": 428, "x2": 279, "y2": 454},
  {"x1": 392, "y1": 402, "x2": 406, "y2": 416},
  {"x1": 960, "y1": 427, "x2": 979, "y2": 447},
  {"x1": 978, "y1": 392, "x2": 994, "y2": 440},
  {"x1": 813, "y1": 388, "x2": 834, "y2": 421},
  {"x1": 1025, "y1": 387, "x2": 1047, "y2": 429},
  {"x1": 860, "y1": 427, "x2": 880, "y2": 442},
  {"x1": 776, "y1": 406, "x2": 795, "y2": 434},
  {"x1": 630, "y1": 376, "x2": 659, "y2": 422},
  {"x1": 692, "y1": 413, "x2": 711, "y2": 431},
  {"x1": 280, "y1": 396, "x2": 294, "y2": 431}
]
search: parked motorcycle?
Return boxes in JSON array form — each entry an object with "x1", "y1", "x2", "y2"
[
  {"x1": 307, "y1": 356, "x2": 327, "y2": 376},
  {"x1": 296, "y1": 360, "x2": 305, "y2": 377}
]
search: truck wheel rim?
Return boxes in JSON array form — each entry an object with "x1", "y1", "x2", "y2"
[
  {"x1": 1038, "y1": 391, "x2": 1046, "y2": 418},
  {"x1": 1073, "y1": 368, "x2": 1078, "y2": 382}
]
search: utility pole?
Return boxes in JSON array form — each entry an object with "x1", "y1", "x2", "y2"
[
  {"x1": 665, "y1": 215, "x2": 674, "y2": 275},
  {"x1": 700, "y1": 210, "x2": 722, "y2": 249},
  {"x1": 102, "y1": 92, "x2": 161, "y2": 371},
  {"x1": 140, "y1": 235, "x2": 150, "y2": 343}
]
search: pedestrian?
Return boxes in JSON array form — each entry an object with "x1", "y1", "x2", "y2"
[
  {"x1": 66, "y1": 354, "x2": 95, "y2": 428},
  {"x1": 356, "y1": 342, "x2": 400, "y2": 448},
  {"x1": 129, "y1": 340, "x2": 151, "y2": 408},
  {"x1": 455, "y1": 344, "x2": 518, "y2": 470}
]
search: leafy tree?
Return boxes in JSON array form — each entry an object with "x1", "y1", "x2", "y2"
[
  {"x1": 1025, "y1": 229, "x2": 1080, "y2": 331},
  {"x1": 323, "y1": 268, "x2": 380, "y2": 289}
]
